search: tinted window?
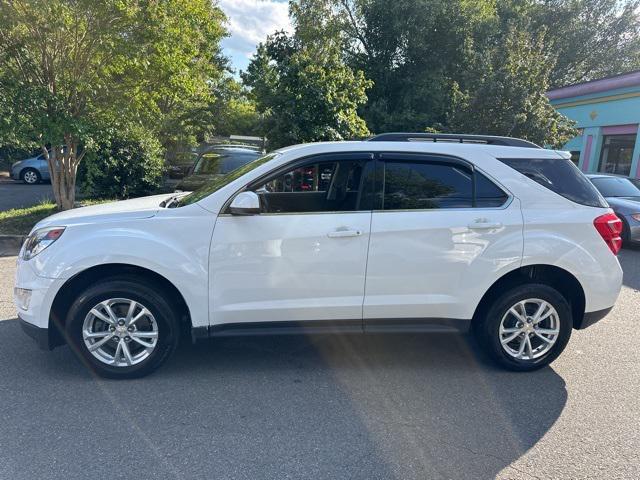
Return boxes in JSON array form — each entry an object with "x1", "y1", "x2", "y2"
[
  {"x1": 254, "y1": 158, "x2": 371, "y2": 213},
  {"x1": 383, "y1": 162, "x2": 473, "y2": 210},
  {"x1": 476, "y1": 172, "x2": 508, "y2": 207},
  {"x1": 499, "y1": 157, "x2": 607, "y2": 208},
  {"x1": 178, "y1": 153, "x2": 279, "y2": 206},
  {"x1": 194, "y1": 149, "x2": 259, "y2": 175},
  {"x1": 570, "y1": 151, "x2": 580, "y2": 165},
  {"x1": 590, "y1": 177, "x2": 640, "y2": 197}
]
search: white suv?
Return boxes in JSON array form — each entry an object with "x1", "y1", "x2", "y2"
[{"x1": 14, "y1": 133, "x2": 623, "y2": 378}]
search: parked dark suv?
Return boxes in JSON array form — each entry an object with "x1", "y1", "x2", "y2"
[{"x1": 175, "y1": 146, "x2": 262, "y2": 191}]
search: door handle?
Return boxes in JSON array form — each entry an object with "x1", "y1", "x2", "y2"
[
  {"x1": 467, "y1": 220, "x2": 503, "y2": 230},
  {"x1": 327, "y1": 229, "x2": 362, "y2": 238}
]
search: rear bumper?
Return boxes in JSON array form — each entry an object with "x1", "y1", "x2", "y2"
[
  {"x1": 19, "y1": 316, "x2": 51, "y2": 350},
  {"x1": 575, "y1": 307, "x2": 614, "y2": 330}
]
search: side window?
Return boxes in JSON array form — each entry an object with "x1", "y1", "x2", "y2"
[
  {"x1": 383, "y1": 161, "x2": 473, "y2": 210},
  {"x1": 475, "y1": 172, "x2": 508, "y2": 208},
  {"x1": 253, "y1": 158, "x2": 372, "y2": 213},
  {"x1": 498, "y1": 157, "x2": 607, "y2": 208}
]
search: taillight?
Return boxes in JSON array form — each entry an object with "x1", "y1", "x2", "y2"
[{"x1": 593, "y1": 213, "x2": 623, "y2": 255}]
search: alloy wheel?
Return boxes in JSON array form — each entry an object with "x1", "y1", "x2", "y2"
[
  {"x1": 82, "y1": 298, "x2": 159, "y2": 367},
  {"x1": 499, "y1": 298, "x2": 560, "y2": 361},
  {"x1": 23, "y1": 170, "x2": 38, "y2": 184}
]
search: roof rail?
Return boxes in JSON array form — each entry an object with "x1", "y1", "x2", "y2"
[{"x1": 367, "y1": 132, "x2": 541, "y2": 149}]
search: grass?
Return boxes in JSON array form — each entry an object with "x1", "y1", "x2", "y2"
[{"x1": 0, "y1": 199, "x2": 113, "y2": 235}]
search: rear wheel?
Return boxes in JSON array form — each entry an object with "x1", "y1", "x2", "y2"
[
  {"x1": 21, "y1": 168, "x2": 41, "y2": 185},
  {"x1": 66, "y1": 277, "x2": 180, "y2": 379},
  {"x1": 474, "y1": 284, "x2": 572, "y2": 371}
]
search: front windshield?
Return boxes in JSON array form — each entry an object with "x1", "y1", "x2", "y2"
[
  {"x1": 178, "y1": 152, "x2": 279, "y2": 206},
  {"x1": 193, "y1": 150, "x2": 261, "y2": 175},
  {"x1": 591, "y1": 177, "x2": 640, "y2": 197}
]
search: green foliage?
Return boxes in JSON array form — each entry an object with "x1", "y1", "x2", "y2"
[
  {"x1": 518, "y1": 0, "x2": 640, "y2": 87},
  {"x1": 243, "y1": 13, "x2": 372, "y2": 149},
  {"x1": 0, "y1": 0, "x2": 228, "y2": 208},
  {"x1": 80, "y1": 127, "x2": 164, "y2": 199},
  {"x1": 208, "y1": 78, "x2": 262, "y2": 137},
  {"x1": 0, "y1": 145, "x2": 33, "y2": 171},
  {"x1": 0, "y1": 203, "x2": 59, "y2": 235},
  {"x1": 333, "y1": 0, "x2": 499, "y2": 133},
  {"x1": 447, "y1": 27, "x2": 578, "y2": 148},
  {"x1": 0, "y1": 199, "x2": 112, "y2": 235},
  {"x1": 287, "y1": 0, "x2": 637, "y2": 147}
]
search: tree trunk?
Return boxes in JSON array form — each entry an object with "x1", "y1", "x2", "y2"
[{"x1": 44, "y1": 138, "x2": 80, "y2": 211}]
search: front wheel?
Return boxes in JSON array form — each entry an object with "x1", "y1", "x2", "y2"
[
  {"x1": 21, "y1": 168, "x2": 41, "y2": 185},
  {"x1": 66, "y1": 277, "x2": 180, "y2": 379},
  {"x1": 474, "y1": 284, "x2": 572, "y2": 371}
]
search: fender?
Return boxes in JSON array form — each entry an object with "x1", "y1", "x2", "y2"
[
  {"x1": 522, "y1": 214, "x2": 622, "y2": 312},
  {"x1": 30, "y1": 204, "x2": 216, "y2": 329}
]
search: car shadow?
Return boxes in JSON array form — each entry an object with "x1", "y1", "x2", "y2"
[{"x1": 0, "y1": 319, "x2": 566, "y2": 480}]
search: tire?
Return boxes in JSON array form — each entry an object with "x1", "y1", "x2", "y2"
[
  {"x1": 474, "y1": 284, "x2": 572, "y2": 371},
  {"x1": 21, "y1": 168, "x2": 41, "y2": 185},
  {"x1": 620, "y1": 217, "x2": 631, "y2": 247},
  {"x1": 65, "y1": 276, "x2": 180, "y2": 379}
]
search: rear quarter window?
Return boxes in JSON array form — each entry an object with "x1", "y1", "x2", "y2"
[{"x1": 498, "y1": 157, "x2": 607, "y2": 208}]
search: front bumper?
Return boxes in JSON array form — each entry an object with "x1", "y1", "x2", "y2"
[
  {"x1": 19, "y1": 316, "x2": 52, "y2": 350},
  {"x1": 14, "y1": 256, "x2": 66, "y2": 326},
  {"x1": 627, "y1": 222, "x2": 640, "y2": 245}
]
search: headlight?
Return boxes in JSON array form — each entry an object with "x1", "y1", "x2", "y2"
[
  {"x1": 631, "y1": 213, "x2": 640, "y2": 222},
  {"x1": 20, "y1": 227, "x2": 65, "y2": 260}
]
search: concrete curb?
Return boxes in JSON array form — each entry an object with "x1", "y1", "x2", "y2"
[{"x1": 0, "y1": 235, "x2": 25, "y2": 257}]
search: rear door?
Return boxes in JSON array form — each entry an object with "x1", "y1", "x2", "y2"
[{"x1": 363, "y1": 152, "x2": 523, "y2": 328}]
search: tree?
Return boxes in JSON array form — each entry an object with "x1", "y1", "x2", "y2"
[
  {"x1": 207, "y1": 77, "x2": 262, "y2": 138},
  {"x1": 447, "y1": 27, "x2": 577, "y2": 148},
  {"x1": 520, "y1": 0, "x2": 640, "y2": 87},
  {"x1": 242, "y1": 4, "x2": 372, "y2": 150},
  {"x1": 286, "y1": 0, "x2": 622, "y2": 146},
  {"x1": 328, "y1": 0, "x2": 498, "y2": 133},
  {"x1": 0, "y1": 0, "x2": 227, "y2": 209}
]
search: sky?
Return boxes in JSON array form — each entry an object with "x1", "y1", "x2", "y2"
[{"x1": 219, "y1": 0, "x2": 293, "y2": 74}]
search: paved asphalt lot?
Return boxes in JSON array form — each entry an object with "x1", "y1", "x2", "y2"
[
  {"x1": 0, "y1": 180, "x2": 53, "y2": 212},
  {"x1": 0, "y1": 251, "x2": 639, "y2": 479}
]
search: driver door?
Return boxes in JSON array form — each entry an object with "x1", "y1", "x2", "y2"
[{"x1": 209, "y1": 152, "x2": 375, "y2": 328}]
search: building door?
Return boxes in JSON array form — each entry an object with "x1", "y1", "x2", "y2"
[{"x1": 598, "y1": 134, "x2": 637, "y2": 176}]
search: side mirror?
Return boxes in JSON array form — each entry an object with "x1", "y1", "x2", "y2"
[{"x1": 230, "y1": 191, "x2": 261, "y2": 215}]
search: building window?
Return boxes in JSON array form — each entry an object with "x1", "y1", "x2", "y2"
[
  {"x1": 570, "y1": 151, "x2": 580, "y2": 165},
  {"x1": 598, "y1": 134, "x2": 636, "y2": 176}
]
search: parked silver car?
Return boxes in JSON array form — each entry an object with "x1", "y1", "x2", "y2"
[
  {"x1": 587, "y1": 174, "x2": 640, "y2": 246},
  {"x1": 11, "y1": 153, "x2": 50, "y2": 184}
]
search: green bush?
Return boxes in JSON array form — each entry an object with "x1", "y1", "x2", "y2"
[
  {"x1": 79, "y1": 128, "x2": 164, "y2": 199},
  {"x1": 0, "y1": 146, "x2": 34, "y2": 172}
]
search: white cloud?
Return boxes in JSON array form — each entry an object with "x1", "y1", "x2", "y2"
[{"x1": 219, "y1": 0, "x2": 293, "y2": 71}]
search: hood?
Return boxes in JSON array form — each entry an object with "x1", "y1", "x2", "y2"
[
  {"x1": 12, "y1": 156, "x2": 36, "y2": 168},
  {"x1": 35, "y1": 193, "x2": 176, "y2": 229},
  {"x1": 605, "y1": 196, "x2": 640, "y2": 214}
]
